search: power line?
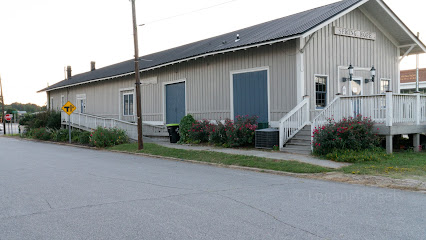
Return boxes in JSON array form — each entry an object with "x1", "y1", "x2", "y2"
[{"x1": 142, "y1": 0, "x2": 237, "y2": 25}]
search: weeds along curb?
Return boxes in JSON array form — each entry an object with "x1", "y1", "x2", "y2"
[{"x1": 5, "y1": 136, "x2": 425, "y2": 193}]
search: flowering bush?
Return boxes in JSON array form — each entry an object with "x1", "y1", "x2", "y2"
[
  {"x1": 224, "y1": 115, "x2": 258, "y2": 147},
  {"x1": 31, "y1": 127, "x2": 52, "y2": 141},
  {"x1": 209, "y1": 121, "x2": 227, "y2": 145},
  {"x1": 312, "y1": 115, "x2": 380, "y2": 155},
  {"x1": 187, "y1": 120, "x2": 212, "y2": 143},
  {"x1": 89, "y1": 127, "x2": 129, "y2": 148}
]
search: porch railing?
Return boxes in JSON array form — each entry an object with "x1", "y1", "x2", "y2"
[
  {"x1": 278, "y1": 97, "x2": 310, "y2": 149},
  {"x1": 311, "y1": 92, "x2": 426, "y2": 142},
  {"x1": 61, "y1": 112, "x2": 139, "y2": 140}
]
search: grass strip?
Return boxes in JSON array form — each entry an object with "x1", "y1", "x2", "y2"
[
  {"x1": 109, "y1": 143, "x2": 332, "y2": 174},
  {"x1": 339, "y1": 151, "x2": 426, "y2": 179}
]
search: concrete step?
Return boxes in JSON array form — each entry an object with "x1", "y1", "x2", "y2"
[
  {"x1": 281, "y1": 147, "x2": 312, "y2": 155},
  {"x1": 283, "y1": 144, "x2": 311, "y2": 150},
  {"x1": 292, "y1": 135, "x2": 311, "y2": 141},
  {"x1": 287, "y1": 140, "x2": 311, "y2": 146}
]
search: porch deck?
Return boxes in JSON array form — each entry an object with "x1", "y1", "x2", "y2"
[{"x1": 279, "y1": 92, "x2": 426, "y2": 154}]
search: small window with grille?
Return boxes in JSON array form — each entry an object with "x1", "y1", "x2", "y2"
[
  {"x1": 380, "y1": 79, "x2": 390, "y2": 93},
  {"x1": 315, "y1": 76, "x2": 327, "y2": 109}
]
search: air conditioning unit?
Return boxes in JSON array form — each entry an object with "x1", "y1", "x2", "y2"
[{"x1": 255, "y1": 128, "x2": 279, "y2": 149}]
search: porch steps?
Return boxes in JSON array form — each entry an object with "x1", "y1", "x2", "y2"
[{"x1": 281, "y1": 125, "x2": 312, "y2": 155}]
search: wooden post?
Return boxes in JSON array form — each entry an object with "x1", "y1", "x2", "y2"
[
  {"x1": 131, "y1": 0, "x2": 144, "y2": 150},
  {"x1": 385, "y1": 91, "x2": 393, "y2": 127}
]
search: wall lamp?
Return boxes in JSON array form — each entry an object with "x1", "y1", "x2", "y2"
[
  {"x1": 342, "y1": 64, "x2": 354, "y2": 82},
  {"x1": 365, "y1": 66, "x2": 376, "y2": 83}
]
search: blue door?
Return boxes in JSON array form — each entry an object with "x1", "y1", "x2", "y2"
[
  {"x1": 233, "y1": 70, "x2": 268, "y2": 123},
  {"x1": 166, "y1": 82, "x2": 186, "y2": 124}
]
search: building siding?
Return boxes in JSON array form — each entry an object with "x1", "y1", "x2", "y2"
[
  {"x1": 48, "y1": 41, "x2": 297, "y2": 124},
  {"x1": 303, "y1": 8, "x2": 398, "y2": 116}
]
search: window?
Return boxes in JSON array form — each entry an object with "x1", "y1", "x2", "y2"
[
  {"x1": 380, "y1": 79, "x2": 390, "y2": 93},
  {"x1": 80, "y1": 99, "x2": 85, "y2": 113},
  {"x1": 50, "y1": 97, "x2": 54, "y2": 110},
  {"x1": 123, "y1": 93, "x2": 134, "y2": 116},
  {"x1": 315, "y1": 76, "x2": 327, "y2": 109},
  {"x1": 61, "y1": 95, "x2": 65, "y2": 107}
]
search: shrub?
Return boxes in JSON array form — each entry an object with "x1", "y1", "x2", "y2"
[
  {"x1": 187, "y1": 120, "x2": 212, "y2": 143},
  {"x1": 71, "y1": 130, "x2": 81, "y2": 143},
  {"x1": 312, "y1": 115, "x2": 380, "y2": 155},
  {"x1": 31, "y1": 128, "x2": 53, "y2": 141},
  {"x1": 208, "y1": 121, "x2": 227, "y2": 145},
  {"x1": 20, "y1": 111, "x2": 61, "y2": 130},
  {"x1": 224, "y1": 115, "x2": 258, "y2": 147},
  {"x1": 79, "y1": 131, "x2": 91, "y2": 144},
  {"x1": 54, "y1": 128, "x2": 69, "y2": 142},
  {"x1": 325, "y1": 148, "x2": 390, "y2": 163},
  {"x1": 89, "y1": 127, "x2": 129, "y2": 148},
  {"x1": 178, "y1": 114, "x2": 196, "y2": 143}
]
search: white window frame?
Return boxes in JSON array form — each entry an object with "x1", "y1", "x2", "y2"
[
  {"x1": 123, "y1": 93, "x2": 135, "y2": 116},
  {"x1": 230, "y1": 66, "x2": 270, "y2": 122},
  {"x1": 350, "y1": 77, "x2": 363, "y2": 96},
  {"x1": 61, "y1": 95, "x2": 65, "y2": 107},
  {"x1": 314, "y1": 74, "x2": 329, "y2": 110},
  {"x1": 76, "y1": 94, "x2": 86, "y2": 114},
  {"x1": 162, "y1": 79, "x2": 187, "y2": 124},
  {"x1": 50, "y1": 97, "x2": 54, "y2": 110},
  {"x1": 380, "y1": 78, "x2": 391, "y2": 93},
  {"x1": 118, "y1": 87, "x2": 136, "y2": 120}
]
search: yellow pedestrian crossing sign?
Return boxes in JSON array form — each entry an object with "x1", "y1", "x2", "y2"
[{"x1": 61, "y1": 101, "x2": 76, "y2": 115}]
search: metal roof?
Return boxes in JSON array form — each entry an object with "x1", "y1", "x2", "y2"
[{"x1": 40, "y1": 0, "x2": 424, "y2": 92}]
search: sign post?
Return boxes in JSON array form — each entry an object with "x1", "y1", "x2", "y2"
[
  {"x1": 5, "y1": 114, "x2": 12, "y2": 135},
  {"x1": 61, "y1": 101, "x2": 76, "y2": 143}
]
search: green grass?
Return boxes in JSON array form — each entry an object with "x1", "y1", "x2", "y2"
[
  {"x1": 340, "y1": 151, "x2": 426, "y2": 180},
  {"x1": 108, "y1": 143, "x2": 332, "y2": 174}
]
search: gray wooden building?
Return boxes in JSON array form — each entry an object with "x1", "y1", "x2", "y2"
[{"x1": 40, "y1": 0, "x2": 426, "y2": 153}]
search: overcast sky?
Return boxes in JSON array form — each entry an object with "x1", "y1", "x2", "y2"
[{"x1": 0, "y1": 0, "x2": 425, "y2": 106}]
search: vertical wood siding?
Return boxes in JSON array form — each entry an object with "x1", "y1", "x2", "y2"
[
  {"x1": 304, "y1": 9, "x2": 398, "y2": 116},
  {"x1": 48, "y1": 41, "x2": 297, "y2": 123}
]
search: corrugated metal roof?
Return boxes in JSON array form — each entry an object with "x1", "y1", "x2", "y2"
[{"x1": 41, "y1": 0, "x2": 364, "y2": 92}]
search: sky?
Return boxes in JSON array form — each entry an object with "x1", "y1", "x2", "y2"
[{"x1": 0, "y1": 0, "x2": 425, "y2": 106}]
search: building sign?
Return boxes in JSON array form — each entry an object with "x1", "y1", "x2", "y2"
[{"x1": 334, "y1": 27, "x2": 376, "y2": 40}]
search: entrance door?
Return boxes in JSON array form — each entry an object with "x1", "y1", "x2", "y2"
[
  {"x1": 165, "y1": 82, "x2": 185, "y2": 124},
  {"x1": 233, "y1": 70, "x2": 268, "y2": 123},
  {"x1": 351, "y1": 78, "x2": 362, "y2": 116}
]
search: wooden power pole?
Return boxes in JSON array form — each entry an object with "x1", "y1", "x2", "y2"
[
  {"x1": 0, "y1": 74, "x2": 5, "y2": 134},
  {"x1": 131, "y1": 0, "x2": 144, "y2": 149}
]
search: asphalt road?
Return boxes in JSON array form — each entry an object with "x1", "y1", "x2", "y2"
[{"x1": 0, "y1": 138, "x2": 424, "y2": 240}]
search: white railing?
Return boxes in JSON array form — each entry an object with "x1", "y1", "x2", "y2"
[
  {"x1": 312, "y1": 92, "x2": 426, "y2": 132},
  {"x1": 278, "y1": 97, "x2": 310, "y2": 149},
  {"x1": 61, "y1": 112, "x2": 139, "y2": 140}
]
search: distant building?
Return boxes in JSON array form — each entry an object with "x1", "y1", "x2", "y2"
[{"x1": 400, "y1": 68, "x2": 426, "y2": 94}]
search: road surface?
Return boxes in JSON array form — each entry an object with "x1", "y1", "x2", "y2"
[{"x1": 0, "y1": 137, "x2": 424, "y2": 239}]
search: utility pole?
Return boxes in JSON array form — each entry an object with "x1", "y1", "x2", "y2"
[
  {"x1": 131, "y1": 0, "x2": 144, "y2": 149},
  {"x1": 0, "y1": 74, "x2": 5, "y2": 134}
]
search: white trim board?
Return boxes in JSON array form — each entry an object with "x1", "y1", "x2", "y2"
[{"x1": 229, "y1": 66, "x2": 271, "y2": 122}]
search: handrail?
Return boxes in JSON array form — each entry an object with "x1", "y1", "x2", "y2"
[{"x1": 279, "y1": 97, "x2": 310, "y2": 150}]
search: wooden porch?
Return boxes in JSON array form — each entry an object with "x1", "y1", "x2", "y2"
[{"x1": 279, "y1": 92, "x2": 426, "y2": 154}]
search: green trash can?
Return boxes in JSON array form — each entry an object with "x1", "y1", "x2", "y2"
[
  {"x1": 257, "y1": 122, "x2": 269, "y2": 130},
  {"x1": 166, "y1": 124, "x2": 180, "y2": 143}
]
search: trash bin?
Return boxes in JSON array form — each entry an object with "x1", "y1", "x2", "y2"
[{"x1": 166, "y1": 124, "x2": 180, "y2": 143}]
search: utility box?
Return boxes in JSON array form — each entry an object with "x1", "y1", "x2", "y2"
[{"x1": 255, "y1": 128, "x2": 279, "y2": 149}]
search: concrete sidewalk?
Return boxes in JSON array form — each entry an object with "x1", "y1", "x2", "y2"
[{"x1": 145, "y1": 137, "x2": 350, "y2": 169}]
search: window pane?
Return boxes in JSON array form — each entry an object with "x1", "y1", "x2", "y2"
[
  {"x1": 124, "y1": 95, "x2": 129, "y2": 115},
  {"x1": 315, "y1": 76, "x2": 327, "y2": 108},
  {"x1": 129, "y1": 94, "x2": 134, "y2": 115}
]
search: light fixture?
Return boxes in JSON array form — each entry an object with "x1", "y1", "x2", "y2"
[
  {"x1": 343, "y1": 64, "x2": 354, "y2": 82},
  {"x1": 348, "y1": 64, "x2": 354, "y2": 81},
  {"x1": 365, "y1": 65, "x2": 376, "y2": 83}
]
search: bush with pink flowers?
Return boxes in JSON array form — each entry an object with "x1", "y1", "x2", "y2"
[{"x1": 312, "y1": 115, "x2": 380, "y2": 155}]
